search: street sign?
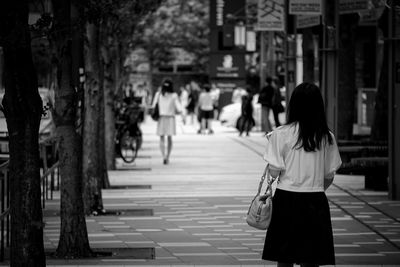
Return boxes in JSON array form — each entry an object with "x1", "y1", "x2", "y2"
[
  {"x1": 210, "y1": 0, "x2": 246, "y2": 28},
  {"x1": 339, "y1": 0, "x2": 369, "y2": 14},
  {"x1": 296, "y1": 15, "x2": 320, "y2": 28},
  {"x1": 358, "y1": 0, "x2": 386, "y2": 23},
  {"x1": 289, "y1": 0, "x2": 322, "y2": 15},
  {"x1": 246, "y1": 31, "x2": 257, "y2": 52},
  {"x1": 257, "y1": 0, "x2": 285, "y2": 31},
  {"x1": 210, "y1": 53, "x2": 246, "y2": 78}
]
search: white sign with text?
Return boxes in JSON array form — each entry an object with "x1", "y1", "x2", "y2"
[{"x1": 257, "y1": 0, "x2": 285, "y2": 31}]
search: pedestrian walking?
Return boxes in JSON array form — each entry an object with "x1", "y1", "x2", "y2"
[
  {"x1": 236, "y1": 89, "x2": 255, "y2": 136},
  {"x1": 152, "y1": 79, "x2": 181, "y2": 165},
  {"x1": 197, "y1": 84, "x2": 214, "y2": 134},
  {"x1": 271, "y1": 77, "x2": 284, "y2": 127},
  {"x1": 186, "y1": 83, "x2": 198, "y2": 125},
  {"x1": 231, "y1": 86, "x2": 247, "y2": 104},
  {"x1": 258, "y1": 77, "x2": 275, "y2": 132},
  {"x1": 262, "y1": 82, "x2": 342, "y2": 266},
  {"x1": 210, "y1": 83, "x2": 220, "y2": 119},
  {"x1": 179, "y1": 85, "x2": 189, "y2": 124}
]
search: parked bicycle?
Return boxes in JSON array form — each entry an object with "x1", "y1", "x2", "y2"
[{"x1": 115, "y1": 97, "x2": 144, "y2": 163}]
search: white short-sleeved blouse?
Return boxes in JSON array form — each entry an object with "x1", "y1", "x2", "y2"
[
  {"x1": 199, "y1": 92, "x2": 214, "y2": 111},
  {"x1": 153, "y1": 92, "x2": 181, "y2": 116},
  {"x1": 263, "y1": 123, "x2": 342, "y2": 192}
]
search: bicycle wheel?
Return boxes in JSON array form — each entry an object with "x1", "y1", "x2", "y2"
[{"x1": 119, "y1": 129, "x2": 138, "y2": 163}]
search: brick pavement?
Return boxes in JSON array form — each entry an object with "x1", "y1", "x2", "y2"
[{"x1": 4, "y1": 117, "x2": 400, "y2": 266}]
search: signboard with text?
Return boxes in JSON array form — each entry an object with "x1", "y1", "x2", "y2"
[
  {"x1": 296, "y1": 15, "x2": 320, "y2": 28},
  {"x1": 358, "y1": 0, "x2": 386, "y2": 23},
  {"x1": 257, "y1": 0, "x2": 285, "y2": 31},
  {"x1": 339, "y1": 0, "x2": 369, "y2": 14},
  {"x1": 210, "y1": 53, "x2": 246, "y2": 78},
  {"x1": 210, "y1": 0, "x2": 246, "y2": 28},
  {"x1": 289, "y1": 0, "x2": 321, "y2": 15}
]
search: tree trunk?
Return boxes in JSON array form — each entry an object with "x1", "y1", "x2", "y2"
[
  {"x1": 104, "y1": 73, "x2": 116, "y2": 171},
  {"x1": 83, "y1": 22, "x2": 104, "y2": 214},
  {"x1": 0, "y1": 48, "x2": 3, "y2": 88},
  {"x1": 1, "y1": 3, "x2": 46, "y2": 265},
  {"x1": 51, "y1": 0, "x2": 92, "y2": 257},
  {"x1": 338, "y1": 14, "x2": 358, "y2": 140},
  {"x1": 103, "y1": 45, "x2": 116, "y2": 171},
  {"x1": 302, "y1": 28, "x2": 314, "y2": 83},
  {"x1": 98, "y1": 47, "x2": 109, "y2": 189},
  {"x1": 56, "y1": 125, "x2": 92, "y2": 257},
  {"x1": 116, "y1": 42, "x2": 125, "y2": 97}
]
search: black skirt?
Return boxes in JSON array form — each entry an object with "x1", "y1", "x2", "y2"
[{"x1": 262, "y1": 189, "x2": 335, "y2": 265}]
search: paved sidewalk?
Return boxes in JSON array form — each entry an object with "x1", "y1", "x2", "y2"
[{"x1": 7, "y1": 117, "x2": 400, "y2": 266}]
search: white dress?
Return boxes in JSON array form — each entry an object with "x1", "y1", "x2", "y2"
[{"x1": 152, "y1": 92, "x2": 181, "y2": 136}]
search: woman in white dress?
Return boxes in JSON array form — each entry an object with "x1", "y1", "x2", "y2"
[{"x1": 152, "y1": 79, "x2": 181, "y2": 164}]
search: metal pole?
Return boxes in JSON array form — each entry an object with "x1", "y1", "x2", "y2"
[
  {"x1": 388, "y1": 0, "x2": 400, "y2": 200},
  {"x1": 267, "y1": 31, "x2": 276, "y2": 79},
  {"x1": 260, "y1": 31, "x2": 266, "y2": 88},
  {"x1": 285, "y1": 0, "x2": 297, "y2": 101},
  {"x1": 321, "y1": 0, "x2": 339, "y2": 134}
]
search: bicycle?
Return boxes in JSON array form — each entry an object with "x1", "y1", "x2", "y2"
[{"x1": 115, "y1": 101, "x2": 143, "y2": 163}]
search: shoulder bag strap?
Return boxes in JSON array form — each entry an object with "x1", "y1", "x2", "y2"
[
  {"x1": 257, "y1": 164, "x2": 269, "y2": 195},
  {"x1": 259, "y1": 164, "x2": 278, "y2": 196}
]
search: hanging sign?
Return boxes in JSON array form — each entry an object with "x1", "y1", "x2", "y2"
[
  {"x1": 339, "y1": 0, "x2": 369, "y2": 14},
  {"x1": 257, "y1": 0, "x2": 285, "y2": 31},
  {"x1": 246, "y1": 31, "x2": 257, "y2": 52},
  {"x1": 296, "y1": 15, "x2": 320, "y2": 28},
  {"x1": 358, "y1": 0, "x2": 386, "y2": 23},
  {"x1": 210, "y1": 53, "x2": 246, "y2": 78},
  {"x1": 289, "y1": 0, "x2": 322, "y2": 15}
]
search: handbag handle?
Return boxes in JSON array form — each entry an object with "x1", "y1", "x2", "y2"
[{"x1": 257, "y1": 164, "x2": 276, "y2": 196}]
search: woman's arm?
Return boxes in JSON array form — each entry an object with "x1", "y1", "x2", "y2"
[{"x1": 151, "y1": 91, "x2": 159, "y2": 108}]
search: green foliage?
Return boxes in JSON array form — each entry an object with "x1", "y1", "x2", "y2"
[
  {"x1": 137, "y1": 0, "x2": 210, "y2": 71},
  {"x1": 97, "y1": 0, "x2": 164, "y2": 44}
]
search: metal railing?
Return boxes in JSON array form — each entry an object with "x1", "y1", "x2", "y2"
[
  {"x1": 0, "y1": 137, "x2": 59, "y2": 261},
  {"x1": 39, "y1": 138, "x2": 59, "y2": 209},
  {"x1": 0, "y1": 161, "x2": 10, "y2": 262}
]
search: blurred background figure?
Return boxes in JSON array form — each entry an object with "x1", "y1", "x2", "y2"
[
  {"x1": 258, "y1": 76, "x2": 275, "y2": 132},
  {"x1": 197, "y1": 84, "x2": 214, "y2": 134},
  {"x1": 186, "y1": 83, "x2": 198, "y2": 125},
  {"x1": 236, "y1": 88, "x2": 255, "y2": 137},
  {"x1": 179, "y1": 85, "x2": 189, "y2": 124},
  {"x1": 231, "y1": 86, "x2": 247, "y2": 104},
  {"x1": 210, "y1": 83, "x2": 220, "y2": 119},
  {"x1": 271, "y1": 77, "x2": 284, "y2": 128},
  {"x1": 134, "y1": 84, "x2": 149, "y2": 106},
  {"x1": 133, "y1": 83, "x2": 148, "y2": 123}
]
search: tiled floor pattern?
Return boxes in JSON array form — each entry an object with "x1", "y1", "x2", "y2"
[
  {"x1": 35, "y1": 121, "x2": 400, "y2": 265},
  {"x1": 42, "y1": 195, "x2": 400, "y2": 266}
]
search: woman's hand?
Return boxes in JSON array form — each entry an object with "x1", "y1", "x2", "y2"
[
  {"x1": 259, "y1": 191, "x2": 272, "y2": 202},
  {"x1": 269, "y1": 168, "x2": 280, "y2": 179}
]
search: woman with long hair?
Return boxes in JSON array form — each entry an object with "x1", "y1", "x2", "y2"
[
  {"x1": 262, "y1": 82, "x2": 342, "y2": 266},
  {"x1": 152, "y1": 79, "x2": 181, "y2": 164}
]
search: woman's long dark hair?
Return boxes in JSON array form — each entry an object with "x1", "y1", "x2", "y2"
[
  {"x1": 161, "y1": 79, "x2": 173, "y2": 95},
  {"x1": 286, "y1": 82, "x2": 333, "y2": 152}
]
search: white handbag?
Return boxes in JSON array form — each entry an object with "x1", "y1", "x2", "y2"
[{"x1": 246, "y1": 165, "x2": 275, "y2": 230}]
